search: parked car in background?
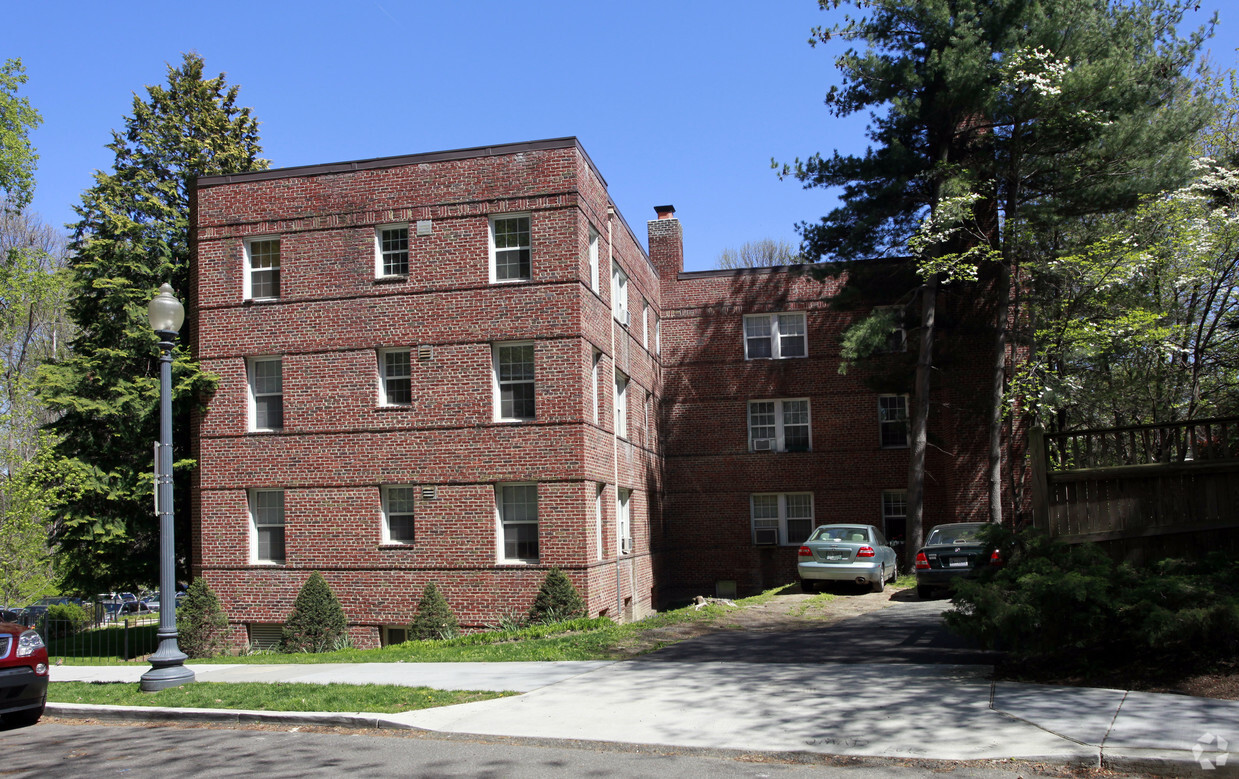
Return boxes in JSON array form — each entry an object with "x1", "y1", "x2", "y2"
[
  {"x1": 116, "y1": 601, "x2": 156, "y2": 618},
  {"x1": 0, "y1": 620, "x2": 48, "y2": 727},
  {"x1": 0, "y1": 608, "x2": 24, "y2": 624},
  {"x1": 914, "y1": 522, "x2": 1000, "y2": 599},
  {"x1": 798, "y1": 524, "x2": 898, "y2": 593},
  {"x1": 21, "y1": 596, "x2": 80, "y2": 622}
]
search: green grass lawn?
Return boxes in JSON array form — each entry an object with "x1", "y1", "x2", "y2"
[
  {"x1": 48, "y1": 681, "x2": 512, "y2": 713},
  {"x1": 54, "y1": 582, "x2": 898, "y2": 666}
]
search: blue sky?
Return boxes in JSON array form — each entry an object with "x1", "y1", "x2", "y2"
[{"x1": 4, "y1": 1, "x2": 1236, "y2": 272}]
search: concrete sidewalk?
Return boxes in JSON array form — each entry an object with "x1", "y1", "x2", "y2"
[{"x1": 47, "y1": 660, "x2": 1239, "y2": 775}]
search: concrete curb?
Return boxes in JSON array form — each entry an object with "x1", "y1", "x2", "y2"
[
  {"x1": 1102, "y1": 748, "x2": 1239, "y2": 778},
  {"x1": 46, "y1": 702, "x2": 421, "y2": 731}
]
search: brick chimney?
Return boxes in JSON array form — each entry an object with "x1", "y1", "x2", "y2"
[{"x1": 648, "y1": 205, "x2": 683, "y2": 288}]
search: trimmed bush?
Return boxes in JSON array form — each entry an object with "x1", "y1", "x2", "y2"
[
  {"x1": 409, "y1": 582, "x2": 459, "y2": 640},
  {"x1": 528, "y1": 567, "x2": 587, "y2": 624},
  {"x1": 178, "y1": 578, "x2": 229, "y2": 658},
  {"x1": 44, "y1": 603, "x2": 92, "y2": 639},
  {"x1": 946, "y1": 527, "x2": 1239, "y2": 672},
  {"x1": 281, "y1": 571, "x2": 347, "y2": 653}
]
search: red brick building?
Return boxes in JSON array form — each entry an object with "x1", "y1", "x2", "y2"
[{"x1": 191, "y1": 137, "x2": 993, "y2": 649}]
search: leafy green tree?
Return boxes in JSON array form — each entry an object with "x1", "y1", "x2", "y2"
[
  {"x1": 409, "y1": 582, "x2": 459, "y2": 641},
  {"x1": 38, "y1": 53, "x2": 266, "y2": 594},
  {"x1": 783, "y1": 0, "x2": 1212, "y2": 551},
  {"x1": 281, "y1": 571, "x2": 348, "y2": 653},
  {"x1": 527, "y1": 567, "x2": 587, "y2": 624},
  {"x1": 177, "y1": 577, "x2": 229, "y2": 658},
  {"x1": 0, "y1": 58, "x2": 41, "y2": 211}
]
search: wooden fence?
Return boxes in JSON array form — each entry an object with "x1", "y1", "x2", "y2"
[{"x1": 1030, "y1": 417, "x2": 1239, "y2": 545}]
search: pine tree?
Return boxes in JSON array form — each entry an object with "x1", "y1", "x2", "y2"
[
  {"x1": 527, "y1": 567, "x2": 587, "y2": 624},
  {"x1": 281, "y1": 571, "x2": 347, "y2": 653},
  {"x1": 409, "y1": 582, "x2": 459, "y2": 641},
  {"x1": 38, "y1": 53, "x2": 266, "y2": 593},
  {"x1": 782, "y1": 0, "x2": 1212, "y2": 556},
  {"x1": 177, "y1": 577, "x2": 228, "y2": 658}
]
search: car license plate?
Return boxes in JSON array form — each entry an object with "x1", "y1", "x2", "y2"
[
  {"x1": 948, "y1": 559, "x2": 968, "y2": 568},
  {"x1": 825, "y1": 552, "x2": 844, "y2": 561}
]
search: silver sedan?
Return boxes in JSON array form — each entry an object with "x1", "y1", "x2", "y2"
[{"x1": 797, "y1": 524, "x2": 898, "y2": 593}]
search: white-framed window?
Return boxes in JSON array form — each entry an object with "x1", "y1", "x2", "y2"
[
  {"x1": 882, "y1": 489, "x2": 908, "y2": 548},
  {"x1": 878, "y1": 394, "x2": 910, "y2": 448},
  {"x1": 490, "y1": 214, "x2": 531, "y2": 282},
  {"x1": 645, "y1": 391, "x2": 653, "y2": 446},
  {"x1": 588, "y1": 227, "x2": 600, "y2": 293},
  {"x1": 381, "y1": 485, "x2": 416, "y2": 544},
  {"x1": 614, "y1": 370, "x2": 628, "y2": 438},
  {"x1": 751, "y1": 492, "x2": 814, "y2": 546},
  {"x1": 743, "y1": 312, "x2": 806, "y2": 359},
  {"x1": 655, "y1": 315, "x2": 661, "y2": 355},
  {"x1": 611, "y1": 262, "x2": 628, "y2": 323},
  {"x1": 248, "y1": 357, "x2": 283, "y2": 431},
  {"x1": 378, "y1": 348, "x2": 412, "y2": 406},
  {"x1": 595, "y1": 483, "x2": 605, "y2": 561},
  {"x1": 245, "y1": 237, "x2": 281, "y2": 300},
  {"x1": 748, "y1": 399, "x2": 811, "y2": 452},
  {"x1": 249, "y1": 489, "x2": 286, "y2": 564},
  {"x1": 617, "y1": 488, "x2": 631, "y2": 555},
  {"x1": 875, "y1": 305, "x2": 908, "y2": 353},
  {"x1": 493, "y1": 342, "x2": 535, "y2": 421},
  {"x1": 376, "y1": 225, "x2": 409, "y2": 277},
  {"x1": 591, "y1": 349, "x2": 602, "y2": 424},
  {"x1": 497, "y1": 483, "x2": 538, "y2": 562},
  {"x1": 642, "y1": 302, "x2": 649, "y2": 348}
]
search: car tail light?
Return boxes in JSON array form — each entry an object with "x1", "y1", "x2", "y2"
[
  {"x1": 990, "y1": 549, "x2": 1002, "y2": 566},
  {"x1": 798, "y1": 546, "x2": 813, "y2": 557},
  {"x1": 915, "y1": 551, "x2": 930, "y2": 570},
  {"x1": 856, "y1": 546, "x2": 875, "y2": 558}
]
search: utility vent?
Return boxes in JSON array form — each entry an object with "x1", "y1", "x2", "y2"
[
  {"x1": 752, "y1": 438, "x2": 775, "y2": 452},
  {"x1": 383, "y1": 626, "x2": 408, "y2": 646},
  {"x1": 421, "y1": 485, "x2": 437, "y2": 501},
  {"x1": 620, "y1": 536, "x2": 633, "y2": 554},
  {"x1": 753, "y1": 528, "x2": 779, "y2": 546},
  {"x1": 417, "y1": 345, "x2": 433, "y2": 361},
  {"x1": 416, "y1": 220, "x2": 433, "y2": 236},
  {"x1": 247, "y1": 623, "x2": 283, "y2": 651}
]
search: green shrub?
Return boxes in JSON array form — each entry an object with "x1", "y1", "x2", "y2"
[
  {"x1": 527, "y1": 567, "x2": 587, "y2": 624},
  {"x1": 409, "y1": 582, "x2": 459, "y2": 641},
  {"x1": 178, "y1": 578, "x2": 229, "y2": 658},
  {"x1": 946, "y1": 527, "x2": 1239, "y2": 671},
  {"x1": 44, "y1": 603, "x2": 92, "y2": 639},
  {"x1": 281, "y1": 571, "x2": 348, "y2": 653}
]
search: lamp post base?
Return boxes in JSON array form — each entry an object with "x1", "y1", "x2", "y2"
[{"x1": 140, "y1": 634, "x2": 195, "y2": 691}]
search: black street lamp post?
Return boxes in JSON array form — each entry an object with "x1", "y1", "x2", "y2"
[{"x1": 140, "y1": 283, "x2": 195, "y2": 692}]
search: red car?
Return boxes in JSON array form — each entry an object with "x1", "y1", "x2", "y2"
[{"x1": 0, "y1": 621, "x2": 48, "y2": 727}]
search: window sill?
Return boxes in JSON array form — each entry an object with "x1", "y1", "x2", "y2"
[
  {"x1": 250, "y1": 560, "x2": 285, "y2": 566},
  {"x1": 375, "y1": 404, "x2": 413, "y2": 412},
  {"x1": 496, "y1": 559, "x2": 539, "y2": 566},
  {"x1": 494, "y1": 417, "x2": 535, "y2": 424},
  {"x1": 378, "y1": 543, "x2": 414, "y2": 549},
  {"x1": 374, "y1": 275, "x2": 408, "y2": 285},
  {"x1": 243, "y1": 297, "x2": 280, "y2": 305},
  {"x1": 247, "y1": 428, "x2": 284, "y2": 434},
  {"x1": 490, "y1": 278, "x2": 532, "y2": 285}
]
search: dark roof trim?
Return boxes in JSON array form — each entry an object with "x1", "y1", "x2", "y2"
[
  {"x1": 678, "y1": 256, "x2": 910, "y2": 280},
  {"x1": 197, "y1": 137, "x2": 607, "y2": 189}
]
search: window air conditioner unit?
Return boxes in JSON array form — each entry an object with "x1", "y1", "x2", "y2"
[
  {"x1": 622, "y1": 311, "x2": 631, "y2": 328},
  {"x1": 754, "y1": 527, "x2": 779, "y2": 546},
  {"x1": 752, "y1": 438, "x2": 775, "y2": 452},
  {"x1": 620, "y1": 536, "x2": 633, "y2": 554}
]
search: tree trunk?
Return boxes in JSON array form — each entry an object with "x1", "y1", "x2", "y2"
[
  {"x1": 905, "y1": 274, "x2": 938, "y2": 571},
  {"x1": 988, "y1": 261, "x2": 1009, "y2": 524}
]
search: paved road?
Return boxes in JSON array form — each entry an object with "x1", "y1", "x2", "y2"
[
  {"x1": 3, "y1": 722, "x2": 1129, "y2": 778},
  {"x1": 641, "y1": 594, "x2": 999, "y2": 665}
]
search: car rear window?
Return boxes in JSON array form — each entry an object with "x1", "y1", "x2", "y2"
[
  {"x1": 926, "y1": 526, "x2": 983, "y2": 545},
  {"x1": 809, "y1": 526, "x2": 869, "y2": 543}
]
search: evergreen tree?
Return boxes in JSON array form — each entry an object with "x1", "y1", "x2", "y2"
[
  {"x1": 783, "y1": 0, "x2": 1212, "y2": 554},
  {"x1": 527, "y1": 567, "x2": 587, "y2": 624},
  {"x1": 281, "y1": 571, "x2": 347, "y2": 653},
  {"x1": 409, "y1": 582, "x2": 459, "y2": 640},
  {"x1": 38, "y1": 53, "x2": 266, "y2": 593},
  {"x1": 177, "y1": 577, "x2": 229, "y2": 658}
]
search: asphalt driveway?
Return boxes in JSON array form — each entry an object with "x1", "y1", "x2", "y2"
[{"x1": 638, "y1": 595, "x2": 1000, "y2": 665}]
